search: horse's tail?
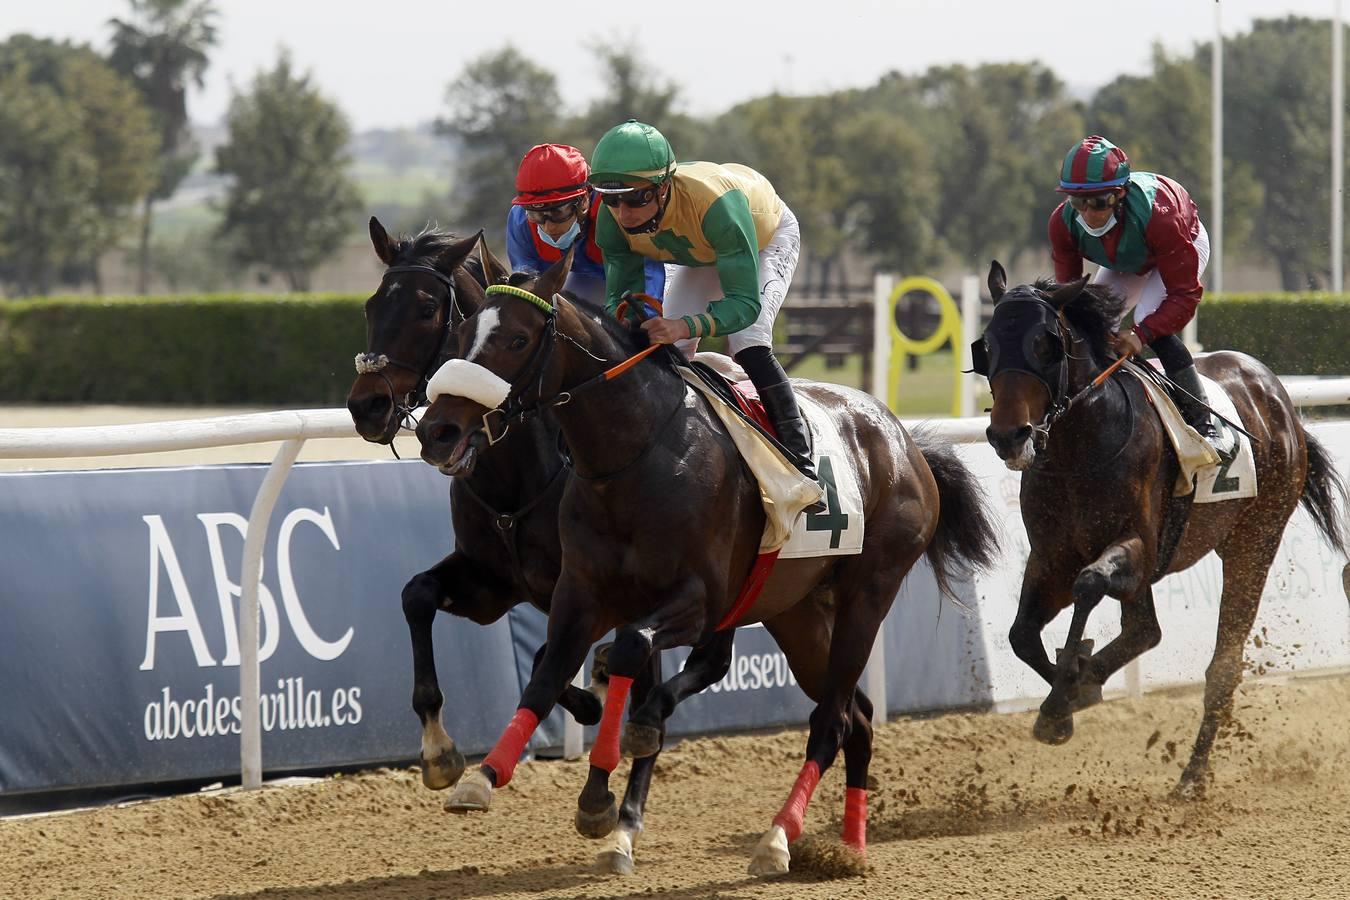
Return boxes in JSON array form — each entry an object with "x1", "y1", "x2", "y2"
[
  {"x1": 912, "y1": 427, "x2": 1001, "y2": 601},
  {"x1": 1300, "y1": 431, "x2": 1349, "y2": 558}
]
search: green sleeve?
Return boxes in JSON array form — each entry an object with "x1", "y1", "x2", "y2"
[
  {"x1": 694, "y1": 190, "x2": 761, "y2": 337},
  {"x1": 595, "y1": 207, "x2": 647, "y2": 319}
]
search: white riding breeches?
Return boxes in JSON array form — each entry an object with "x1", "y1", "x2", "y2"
[{"x1": 661, "y1": 205, "x2": 801, "y2": 358}]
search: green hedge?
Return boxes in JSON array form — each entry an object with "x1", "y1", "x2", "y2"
[
  {"x1": 1, "y1": 291, "x2": 1347, "y2": 405},
  {"x1": 1199, "y1": 293, "x2": 1350, "y2": 376},
  {"x1": 0, "y1": 293, "x2": 367, "y2": 405}
]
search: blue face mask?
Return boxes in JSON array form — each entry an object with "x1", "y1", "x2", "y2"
[
  {"x1": 537, "y1": 219, "x2": 581, "y2": 250},
  {"x1": 1076, "y1": 212, "x2": 1117, "y2": 238}
]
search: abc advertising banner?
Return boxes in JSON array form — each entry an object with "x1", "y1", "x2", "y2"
[{"x1": 0, "y1": 460, "x2": 525, "y2": 796}]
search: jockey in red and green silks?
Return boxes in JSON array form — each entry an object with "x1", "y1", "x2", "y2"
[
  {"x1": 589, "y1": 118, "x2": 824, "y2": 499},
  {"x1": 1048, "y1": 134, "x2": 1214, "y2": 436}
]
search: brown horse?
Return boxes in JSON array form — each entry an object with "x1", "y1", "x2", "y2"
[
  {"x1": 348, "y1": 219, "x2": 753, "y2": 874},
  {"x1": 978, "y1": 261, "x2": 1347, "y2": 798},
  {"x1": 416, "y1": 252, "x2": 998, "y2": 875}
]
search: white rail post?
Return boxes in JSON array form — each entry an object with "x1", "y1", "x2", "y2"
[
  {"x1": 240, "y1": 438, "x2": 305, "y2": 789},
  {"x1": 872, "y1": 273, "x2": 895, "y2": 407},
  {"x1": 563, "y1": 666, "x2": 586, "y2": 760},
  {"x1": 960, "y1": 275, "x2": 981, "y2": 417}
]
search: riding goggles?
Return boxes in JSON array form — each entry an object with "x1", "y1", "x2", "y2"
[
  {"x1": 1067, "y1": 192, "x2": 1119, "y2": 212},
  {"x1": 524, "y1": 201, "x2": 582, "y2": 224},
  {"x1": 598, "y1": 185, "x2": 660, "y2": 208}
]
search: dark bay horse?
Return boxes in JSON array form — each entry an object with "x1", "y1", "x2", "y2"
[
  {"x1": 348, "y1": 219, "x2": 746, "y2": 874},
  {"x1": 347, "y1": 218, "x2": 605, "y2": 789},
  {"x1": 978, "y1": 261, "x2": 1347, "y2": 798},
  {"x1": 415, "y1": 252, "x2": 998, "y2": 875}
]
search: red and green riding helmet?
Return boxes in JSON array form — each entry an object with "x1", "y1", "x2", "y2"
[{"x1": 1057, "y1": 135, "x2": 1131, "y2": 194}]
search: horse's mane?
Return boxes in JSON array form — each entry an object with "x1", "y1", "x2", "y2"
[{"x1": 1034, "y1": 277, "x2": 1128, "y2": 365}]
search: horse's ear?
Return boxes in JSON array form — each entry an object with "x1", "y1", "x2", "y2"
[
  {"x1": 532, "y1": 244, "x2": 573, "y2": 305},
  {"x1": 477, "y1": 232, "x2": 508, "y2": 285},
  {"x1": 370, "y1": 216, "x2": 399, "y2": 267},
  {"x1": 431, "y1": 232, "x2": 482, "y2": 272},
  {"x1": 987, "y1": 260, "x2": 1007, "y2": 303},
  {"x1": 1047, "y1": 275, "x2": 1090, "y2": 310}
]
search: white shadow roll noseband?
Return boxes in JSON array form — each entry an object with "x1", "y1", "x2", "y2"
[{"x1": 427, "y1": 358, "x2": 511, "y2": 408}]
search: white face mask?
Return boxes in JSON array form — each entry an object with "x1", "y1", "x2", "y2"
[{"x1": 1076, "y1": 212, "x2": 1117, "y2": 238}]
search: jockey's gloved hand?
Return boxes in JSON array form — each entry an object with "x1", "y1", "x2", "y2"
[{"x1": 615, "y1": 291, "x2": 664, "y2": 325}]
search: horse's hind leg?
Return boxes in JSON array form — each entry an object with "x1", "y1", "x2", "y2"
[
  {"x1": 750, "y1": 560, "x2": 905, "y2": 877},
  {"x1": 1175, "y1": 533, "x2": 1282, "y2": 800}
]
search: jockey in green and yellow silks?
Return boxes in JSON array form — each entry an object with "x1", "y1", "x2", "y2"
[{"x1": 588, "y1": 118, "x2": 822, "y2": 497}]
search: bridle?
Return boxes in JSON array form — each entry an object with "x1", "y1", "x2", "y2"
[
  {"x1": 354, "y1": 263, "x2": 465, "y2": 440},
  {"x1": 972, "y1": 289, "x2": 1108, "y2": 453}
]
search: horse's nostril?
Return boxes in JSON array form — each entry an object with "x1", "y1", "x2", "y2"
[
  {"x1": 431, "y1": 424, "x2": 459, "y2": 446},
  {"x1": 1014, "y1": 425, "x2": 1033, "y2": 445}
]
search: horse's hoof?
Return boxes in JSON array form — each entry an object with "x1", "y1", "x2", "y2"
[
  {"x1": 421, "y1": 746, "x2": 466, "y2": 790},
  {"x1": 1072, "y1": 682, "x2": 1103, "y2": 712},
  {"x1": 594, "y1": 828, "x2": 636, "y2": 875},
  {"x1": 1171, "y1": 772, "x2": 1208, "y2": 802},
  {"x1": 591, "y1": 642, "x2": 612, "y2": 686},
  {"x1": 444, "y1": 769, "x2": 493, "y2": 813},
  {"x1": 1032, "y1": 711, "x2": 1074, "y2": 745},
  {"x1": 575, "y1": 796, "x2": 619, "y2": 839},
  {"x1": 748, "y1": 824, "x2": 791, "y2": 878},
  {"x1": 621, "y1": 722, "x2": 662, "y2": 759}
]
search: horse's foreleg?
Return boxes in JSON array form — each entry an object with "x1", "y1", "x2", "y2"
[
  {"x1": 839, "y1": 689, "x2": 874, "y2": 855},
  {"x1": 594, "y1": 652, "x2": 667, "y2": 874},
  {"x1": 578, "y1": 583, "x2": 707, "y2": 839},
  {"x1": 1008, "y1": 556, "x2": 1066, "y2": 686},
  {"x1": 625, "y1": 629, "x2": 736, "y2": 758},
  {"x1": 1035, "y1": 536, "x2": 1148, "y2": 745},
  {"x1": 1176, "y1": 533, "x2": 1280, "y2": 800},
  {"x1": 445, "y1": 591, "x2": 595, "y2": 814},
  {"x1": 527, "y1": 642, "x2": 603, "y2": 727},
  {"x1": 1079, "y1": 586, "x2": 1162, "y2": 700},
  {"x1": 402, "y1": 564, "x2": 464, "y2": 790}
]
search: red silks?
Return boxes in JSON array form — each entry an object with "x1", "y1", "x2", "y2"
[
  {"x1": 772, "y1": 760, "x2": 822, "y2": 844},
  {"x1": 589, "y1": 674, "x2": 634, "y2": 773},
  {"x1": 843, "y1": 786, "x2": 867, "y2": 853},
  {"x1": 481, "y1": 707, "x2": 540, "y2": 787},
  {"x1": 716, "y1": 549, "x2": 780, "y2": 631}
]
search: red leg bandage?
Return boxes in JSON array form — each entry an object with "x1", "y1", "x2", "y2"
[
  {"x1": 481, "y1": 708, "x2": 540, "y2": 787},
  {"x1": 772, "y1": 760, "x2": 822, "y2": 844},
  {"x1": 588, "y1": 674, "x2": 633, "y2": 773},
  {"x1": 842, "y1": 786, "x2": 867, "y2": 853}
]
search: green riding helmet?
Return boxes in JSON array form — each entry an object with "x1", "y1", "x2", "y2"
[{"x1": 589, "y1": 118, "x2": 676, "y2": 193}]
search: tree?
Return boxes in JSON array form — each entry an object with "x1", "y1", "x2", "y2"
[
  {"x1": 109, "y1": 0, "x2": 218, "y2": 292},
  {"x1": 215, "y1": 52, "x2": 362, "y2": 291},
  {"x1": 437, "y1": 49, "x2": 561, "y2": 241},
  {"x1": 0, "y1": 37, "x2": 158, "y2": 295}
]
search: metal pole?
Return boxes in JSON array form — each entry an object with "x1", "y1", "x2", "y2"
[
  {"x1": 1211, "y1": 0, "x2": 1224, "y2": 298},
  {"x1": 1334, "y1": 0, "x2": 1345, "y2": 292},
  {"x1": 240, "y1": 438, "x2": 304, "y2": 789}
]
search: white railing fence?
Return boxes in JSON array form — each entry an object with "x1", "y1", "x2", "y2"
[{"x1": 2, "y1": 378, "x2": 1347, "y2": 787}]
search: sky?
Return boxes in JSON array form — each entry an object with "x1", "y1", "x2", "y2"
[{"x1": 3, "y1": 0, "x2": 1340, "y2": 131}]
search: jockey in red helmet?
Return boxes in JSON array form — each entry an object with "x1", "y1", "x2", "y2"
[
  {"x1": 1048, "y1": 135, "x2": 1214, "y2": 437},
  {"x1": 507, "y1": 143, "x2": 665, "y2": 305}
]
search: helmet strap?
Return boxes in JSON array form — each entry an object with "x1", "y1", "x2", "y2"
[{"x1": 621, "y1": 180, "x2": 672, "y2": 235}]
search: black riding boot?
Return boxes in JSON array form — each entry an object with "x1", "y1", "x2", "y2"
[
  {"x1": 734, "y1": 346, "x2": 826, "y2": 513},
  {"x1": 1168, "y1": 364, "x2": 1214, "y2": 439}
]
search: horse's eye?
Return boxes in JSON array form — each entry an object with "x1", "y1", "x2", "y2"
[
  {"x1": 420, "y1": 302, "x2": 438, "y2": 319},
  {"x1": 509, "y1": 335, "x2": 528, "y2": 351}
]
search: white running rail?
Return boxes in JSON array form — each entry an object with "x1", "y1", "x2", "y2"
[{"x1": 0, "y1": 377, "x2": 1347, "y2": 786}]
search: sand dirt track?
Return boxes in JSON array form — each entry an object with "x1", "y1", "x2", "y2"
[{"x1": 4, "y1": 674, "x2": 1350, "y2": 899}]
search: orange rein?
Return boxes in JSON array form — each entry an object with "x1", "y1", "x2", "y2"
[
  {"x1": 1090, "y1": 354, "x2": 1131, "y2": 389},
  {"x1": 601, "y1": 342, "x2": 664, "y2": 381}
]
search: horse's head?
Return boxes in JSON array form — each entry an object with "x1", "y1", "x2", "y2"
[
  {"x1": 346, "y1": 217, "x2": 508, "y2": 443},
  {"x1": 415, "y1": 248, "x2": 574, "y2": 475},
  {"x1": 977, "y1": 260, "x2": 1095, "y2": 469}
]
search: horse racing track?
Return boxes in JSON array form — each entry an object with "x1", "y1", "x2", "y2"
[{"x1": 5, "y1": 673, "x2": 1349, "y2": 899}]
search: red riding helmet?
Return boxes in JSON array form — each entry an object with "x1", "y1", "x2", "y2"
[{"x1": 513, "y1": 144, "x2": 590, "y2": 206}]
